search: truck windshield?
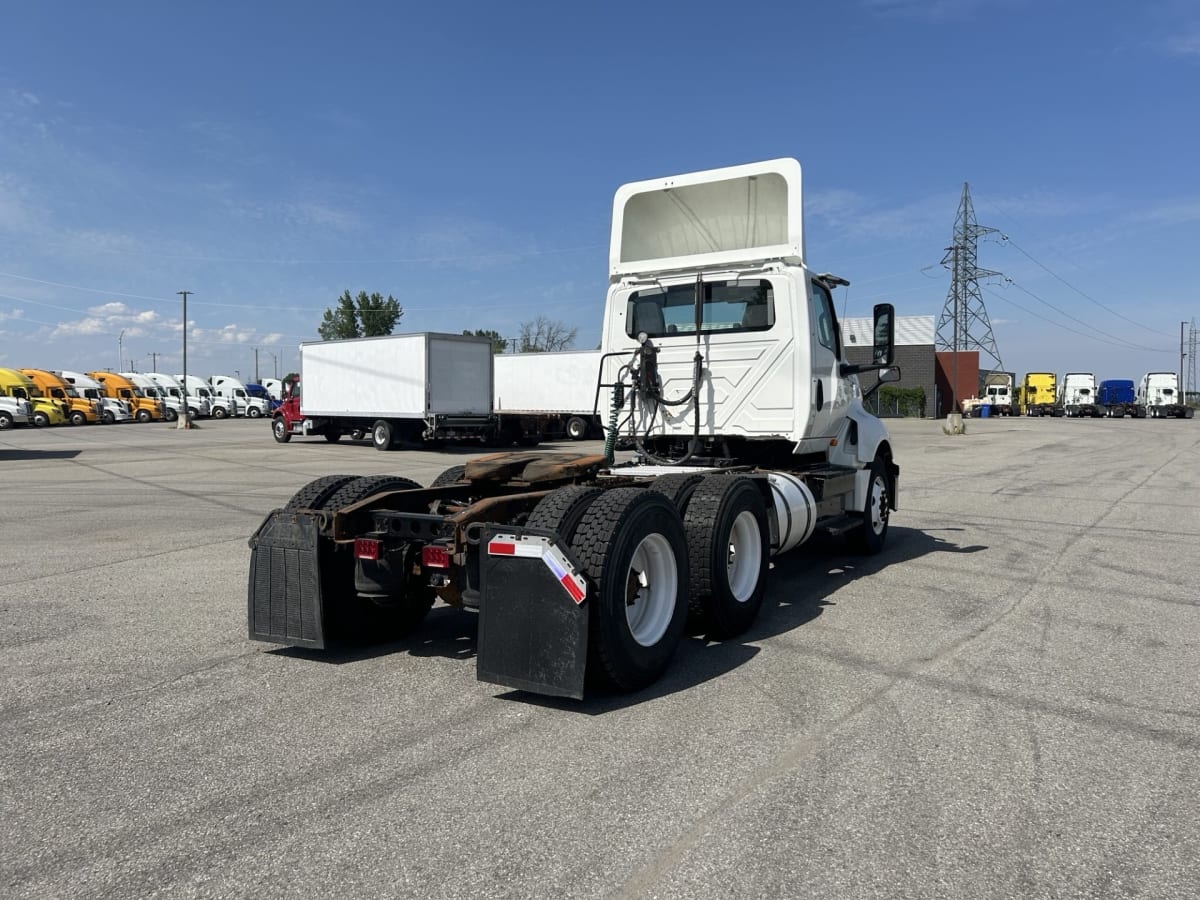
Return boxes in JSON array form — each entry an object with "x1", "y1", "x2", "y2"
[{"x1": 626, "y1": 278, "x2": 775, "y2": 338}]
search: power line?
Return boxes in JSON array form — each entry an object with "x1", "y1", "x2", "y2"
[
  {"x1": 982, "y1": 286, "x2": 1172, "y2": 352},
  {"x1": 1002, "y1": 279, "x2": 1170, "y2": 352},
  {"x1": 996, "y1": 234, "x2": 1175, "y2": 338},
  {"x1": 976, "y1": 192, "x2": 1176, "y2": 339}
]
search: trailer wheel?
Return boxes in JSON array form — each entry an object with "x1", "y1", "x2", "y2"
[
  {"x1": 570, "y1": 488, "x2": 688, "y2": 691},
  {"x1": 850, "y1": 457, "x2": 891, "y2": 555},
  {"x1": 430, "y1": 464, "x2": 466, "y2": 487},
  {"x1": 70, "y1": 410, "x2": 88, "y2": 426},
  {"x1": 324, "y1": 431, "x2": 342, "y2": 443},
  {"x1": 283, "y1": 474, "x2": 360, "y2": 510},
  {"x1": 566, "y1": 416, "x2": 589, "y2": 441},
  {"x1": 683, "y1": 476, "x2": 769, "y2": 638},
  {"x1": 526, "y1": 485, "x2": 604, "y2": 540},
  {"x1": 372, "y1": 420, "x2": 395, "y2": 451},
  {"x1": 272, "y1": 417, "x2": 291, "y2": 443},
  {"x1": 649, "y1": 473, "x2": 705, "y2": 514}
]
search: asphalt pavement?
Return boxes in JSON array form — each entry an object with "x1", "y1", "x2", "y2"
[{"x1": 1, "y1": 414, "x2": 1197, "y2": 899}]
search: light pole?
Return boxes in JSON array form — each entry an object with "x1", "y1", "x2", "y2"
[
  {"x1": 177, "y1": 291, "x2": 192, "y2": 429},
  {"x1": 267, "y1": 351, "x2": 278, "y2": 380},
  {"x1": 118, "y1": 329, "x2": 126, "y2": 371}
]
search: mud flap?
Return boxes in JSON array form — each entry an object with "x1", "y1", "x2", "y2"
[
  {"x1": 476, "y1": 526, "x2": 589, "y2": 699},
  {"x1": 247, "y1": 510, "x2": 326, "y2": 648}
]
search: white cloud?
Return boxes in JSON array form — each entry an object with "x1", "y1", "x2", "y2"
[
  {"x1": 0, "y1": 308, "x2": 24, "y2": 322},
  {"x1": 260, "y1": 332, "x2": 283, "y2": 345},
  {"x1": 88, "y1": 301, "x2": 131, "y2": 316},
  {"x1": 51, "y1": 317, "x2": 109, "y2": 337}
]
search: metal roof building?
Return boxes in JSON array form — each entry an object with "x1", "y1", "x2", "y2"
[{"x1": 842, "y1": 315, "x2": 936, "y2": 417}]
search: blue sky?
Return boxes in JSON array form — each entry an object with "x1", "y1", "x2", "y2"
[{"x1": 1, "y1": 0, "x2": 1197, "y2": 386}]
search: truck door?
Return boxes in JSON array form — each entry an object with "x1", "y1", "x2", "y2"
[{"x1": 806, "y1": 277, "x2": 851, "y2": 441}]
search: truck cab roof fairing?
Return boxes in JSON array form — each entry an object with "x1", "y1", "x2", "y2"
[{"x1": 609, "y1": 158, "x2": 805, "y2": 280}]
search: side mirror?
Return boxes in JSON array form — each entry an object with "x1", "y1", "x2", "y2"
[
  {"x1": 873, "y1": 303, "x2": 895, "y2": 366},
  {"x1": 878, "y1": 366, "x2": 901, "y2": 384},
  {"x1": 862, "y1": 365, "x2": 902, "y2": 400}
]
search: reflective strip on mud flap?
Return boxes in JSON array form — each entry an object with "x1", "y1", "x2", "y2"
[{"x1": 487, "y1": 533, "x2": 587, "y2": 604}]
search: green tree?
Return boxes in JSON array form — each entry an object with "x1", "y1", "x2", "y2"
[
  {"x1": 463, "y1": 329, "x2": 509, "y2": 354},
  {"x1": 518, "y1": 315, "x2": 577, "y2": 352},
  {"x1": 317, "y1": 290, "x2": 403, "y2": 340}
]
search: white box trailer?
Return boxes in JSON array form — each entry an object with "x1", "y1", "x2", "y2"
[
  {"x1": 493, "y1": 350, "x2": 609, "y2": 441},
  {"x1": 273, "y1": 332, "x2": 497, "y2": 449}
]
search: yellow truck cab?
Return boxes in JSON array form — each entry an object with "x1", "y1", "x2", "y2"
[
  {"x1": 87, "y1": 371, "x2": 164, "y2": 423},
  {"x1": 0, "y1": 367, "x2": 69, "y2": 426},
  {"x1": 20, "y1": 368, "x2": 101, "y2": 425}
]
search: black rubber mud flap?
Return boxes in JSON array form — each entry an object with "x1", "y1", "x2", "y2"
[
  {"x1": 247, "y1": 510, "x2": 326, "y2": 648},
  {"x1": 476, "y1": 525, "x2": 589, "y2": 699}
]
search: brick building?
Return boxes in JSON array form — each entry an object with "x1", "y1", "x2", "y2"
[{"x1": 842, "y1": 315, "x2": 937, "y2": 417}]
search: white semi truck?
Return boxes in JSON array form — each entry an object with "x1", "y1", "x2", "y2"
[
  {"x1": 146, "y1": 373, "x2": 213, "y2": 419},
  {"x1": 1139, "y1": 372, "x2": 1195, "y2": 419},
  {"x1": 494, "y1": 349, "x2": 605, "y2": 441},
  {"x1": 179, "y1": 375, "x2": 234, "y2": 419},
  {"x1": 271, "y1": 332, "x2": 497, "y2": 449},
  {"x1": 248, "y1": 158, "x2": 901, "y2": 699},
  {"x1": 1060, "y1": 372, "x2": 1102, "y2": 418},
  {"x1": 210, "y1": 375, "x2": 270, "y2": 418}
]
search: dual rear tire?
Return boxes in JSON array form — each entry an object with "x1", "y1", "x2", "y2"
[{"x1": 529, "y1": 475, "x2": 771, "y2": 691}]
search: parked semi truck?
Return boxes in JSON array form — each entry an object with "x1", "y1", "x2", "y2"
[
  {"x1": 87, "y1": 371, "x2": 164, "y2": 423},
  {"x1": 1059, "y1": 372, "x2": 1102, "y2": 418},
  {"x1": 261, "y1": 378, "x2": 284, "y2": 402},
  {"x1": 0, "y1": 390, "x2": 32, "y2": 428},
  {"x1": 0, "y1": 368, "x2": 68, "y2": 426},
  {"x1": 246, "y1": 383, "x2": 280, "y2": 413},
  {"x1": 1097, "y1": 379, "x2": 1146, "y2": 418},
  {"x1": 248, "y1": 158, "x2": 901, "y2": 699},
  {"x1": 271, "y1": 332, "x2": 497, "y2": 449},
  {"x1": 1139, "y1": 372, "x2": 1195, "y2": 419},
  {"x1": 981, "y1": 372, "x2": 1014, "y2": 416},
  {"x1": 61, "y1": 371, "x2": 133, "y2": 424},
  {"x1": 122, "y1": 373, "x2": 182, "y2": 422},
  {"x1": 180, "y1": 375, "x2": 233, "y2": 418},
  {"x1": 20, "y1": 368, "x2": 101, "y2": 425},
  {"x1": 146, "y1": 373, "x2": 212, "y2": 419},
  {"x1": 211, "y1": 375, "x2": 269, "y2": 418},
  {"x1": 1013, "y1": 372, "x2": 1062, "y2": 416},
  {"x1": 494, "y1": 349, "x2": 605, "y2": 441}
]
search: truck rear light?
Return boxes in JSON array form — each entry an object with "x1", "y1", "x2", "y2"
[
  {"x1": 354, "y1": 538, "x2": 382, "y2": 561},
  {"x1": 422, "y1": 545, "x2": 450, "y2": 569}
]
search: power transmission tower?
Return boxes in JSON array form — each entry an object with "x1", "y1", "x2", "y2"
[{"x1": 936, "y1": 183, "x2": 1005, "y2": 407}]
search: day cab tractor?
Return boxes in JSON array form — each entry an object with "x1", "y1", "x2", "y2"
[{"x1": 247, "y1": 158, "x2": 902, "y2": 699}]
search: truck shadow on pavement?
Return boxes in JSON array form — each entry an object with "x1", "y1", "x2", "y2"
[
  {"x1": 273, "y1": 525, "x2": 988, "y2": 714},
  {"x1": 0, "y1": 448, "x2": 83, "y2": 460}
]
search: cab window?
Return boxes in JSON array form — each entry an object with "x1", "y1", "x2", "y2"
[
  {"x1": 811, "y1": 280, "x2": 841, "y2": 357},
  {"x1": 625, "y1": 279, "x2": 774, "y2": 339}
]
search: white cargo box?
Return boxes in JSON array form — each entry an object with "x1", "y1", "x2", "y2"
[
  {"x1": 494, "y1": 350, "x2": 605, "y2": 414},
  {"x1": 300, "y1": 333, "x2": 493, "y2": 418}
]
